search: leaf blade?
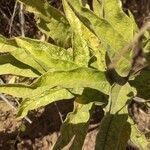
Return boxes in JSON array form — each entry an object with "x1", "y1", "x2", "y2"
[
  {"x1": 53, "y1": 100, "x2": 93, "y2": 150},
  {"x1": 95, "y1": 83, "x2": 136, "y2": 149},
  {"x1": 15, "y1": 37, "x2": 79, "y2": 71},
  {"x1": 17, "y1": 88, "x2": 74, "y2": 118},
  {"x1": 67, "y1": 0, "x2": 133, "y2": 76},
  {"x1": 104, "y1": 0, "x2": 134, "y2": 41},
  {"x1": 0, "y1": 54, "x2": 40, "y2": 77},
  {"x1": 18, "y1": 0, "x2": 72, "y2": 47},
  {"x1": 63, "y1": 0, "x2": 106, "y2": 71},
  {"x1": 0, "y1": 68, "x2": 110, "y2": 97}
]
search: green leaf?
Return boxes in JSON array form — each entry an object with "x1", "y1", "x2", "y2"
[
  {"x1": 53, "y1": 100, "x2": 93, "y2": 150},
  {"x1": 108, "y1": 83, "x2": 136, "y2": 114},
  {"x1": 93, "y1": 0, "x2": 104, "y2": 17},
  {"x1": 15, "y1": 37, "x2": 73, "y2": 61},
  {"x1": 72, "y1": 33, "x2": 89, "y2": 66},
  {"x1": 0, "y1": 35, "x2": 78, "y2": 73},
  {"x1": 63, "y1": 0, "x2": 106, "y2": 71},
  {"x1": 128, "y1": 10, "x2": 139, "y2": 33},
  {"x1": 67, "y1": 0, "x2": 132, "y2": 76},
  {"x1": 18, "y1": 0, "x2": 67, "y2": 22},
  {"x1": 0, "y1": 35, "x2": 46, "y2": 74},
  {"x1": 67, "y1": 0, "x2": 126, "y2": 53},
  {"x1": 144, "y1": 40, "x2": 150, "y2": 52},
  {"x1": 18, "y1": 0, "x2": 71, "y2": 48},
  {"x1": 0, "y1": 35, "x2": 18, "y2": 52},
  {"x1": 0, "y1": 53, "x2": 40, "y2": 77},
  {"x1": 0, "y1": 83, "x2": 34, "y2": 98},
  {"x1": 95, "y1": 83, "x2": 136, "y2": 149},
  {"x1": 37, "y1": 18, "x2": 72, "y2": 48},
  {"x1": 11, "y1": 48, "x2": 46, "y2": 74},
  {"x1": 15, "y1": 37, "x2": 79, "y2": 71},
  {"x1": 143, "y1": 32, "x2": 150, "y2": 53},
  {"x1": 62, "y1": 0, "x2": 89, "y2": 67},
  {"x1": 17, "y1": 88, "x2": 74, "y2": 118},
  {"x1": 104, "y1": 0, "x2": 134, "y2": 41},
  {"x1": 0, "y1": 67, "x2": 110, "y2": 97},
  {"x1": 34, "y1": 67, "x2": 110, "y2": 95},
  {"x1": 95, "y1": 114, "x2": 131, "y2": 150}
]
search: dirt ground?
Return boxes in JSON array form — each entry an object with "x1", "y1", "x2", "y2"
[
  {"x1": 0, "y1": 99, "x2": 104, "y2": 150},
  {"x1": 0, "y1": 99, "x2": 72, "y2": 149},
  {"x1": 0, "y1": 0, "x2": 150, "y2": 149}
]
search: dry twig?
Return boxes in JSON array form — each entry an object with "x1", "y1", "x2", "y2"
[
  {"x1": 0, "y1": 7, "x2": 20, "y2": 35},
  {"x1": 9, "y1": 1, "x2": 18, "y2": 36},
  {"x1": 0, "y1": 77, "x2": 32, "y2": 124},
  {"x1": 19, "y1": 2, "x2": 25, "y2": 37}
]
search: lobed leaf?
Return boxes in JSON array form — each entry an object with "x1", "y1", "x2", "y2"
[
  {"x1": 0, "y1": 35, "x2": 81, "y2": 73},
  {"x1": 33, "y1": 67, "x2": 110, "y2": 95}
]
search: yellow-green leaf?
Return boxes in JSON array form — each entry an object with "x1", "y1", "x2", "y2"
[
  {"x1": 0, "y1": 54, "x2": 40, "y2": 77},
  {"x1": 67, "y1": 0, "x2": 133, "y2": 76},
  {"x1": 0, "y1": 35, "x2": 46, "y2": 74},
  {"x1": 53, "y1": 100, "x2": 93, "y2": 150},
  {"x1": 17, "y1": 88, "x2": 74, "y2": 118},
  {"x1": 15, "y1": 37, "x2": 78, "y2": 71},
  {"x1": 95, "y1": 114, "x2": 131, "y2": 150},
  {"x1": 104, "y1": 0, "x2": 134, "y2": 41},
  {"x1": 93, "y1": 0, "x2": 104, "y2": 17},
  {"x1": 63, "y1": 0, "x2": 106, "y2": 71},
  {"x1": 95, "y1": 83, "x2": 136, "y2": 149},
  {"x1": 0, "y1": 67, "x2": 110, "y2": 97},
  {"x1": 18, "y1": 0, "x2": 72, "y2": 47}
]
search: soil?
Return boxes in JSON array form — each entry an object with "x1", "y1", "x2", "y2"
[
  {"x1": 0, "y1": 99, "x2": 104, "y2": 150},
  {"x1": 0, "y1": 0, "x2": 150, "y2": 149},
  {"x1": 0, "y1": 99, "x2": 73, "y2": 149}
]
